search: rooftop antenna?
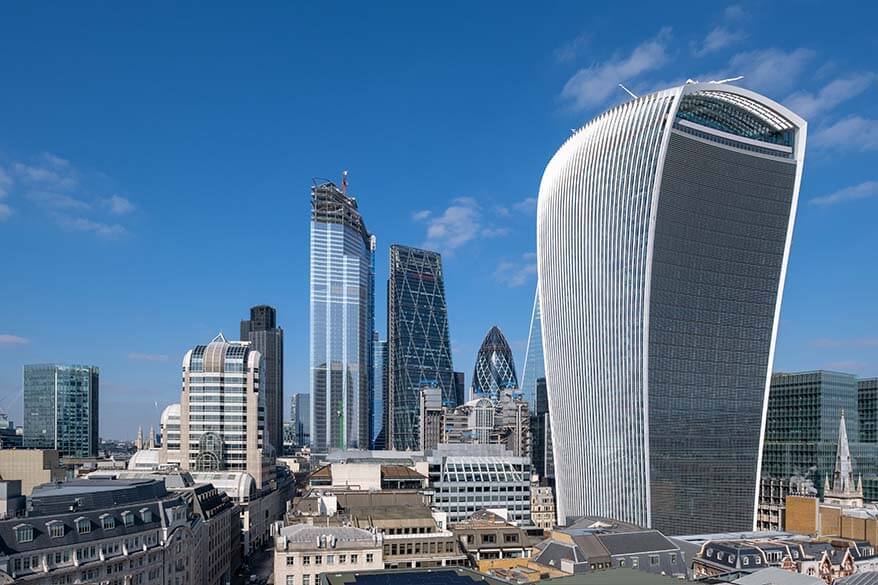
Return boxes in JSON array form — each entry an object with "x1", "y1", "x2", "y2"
[
  {"x1": 618, "y1": 83, "x2": 639, "y2": 99},
  {"x1": 341, "y1": 170, "x2": 349, "y2": 195}
]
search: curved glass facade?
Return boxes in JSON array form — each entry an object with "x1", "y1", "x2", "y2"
[
  {"x1": 537, "y1": 83, "x2": 806, "y2": 534},
  {"x1": 310, "y1": 181, "x2": 375, "y2": 453},
  {"x1": 472, "y1": 326, "x2": 519, "y2": 401}
]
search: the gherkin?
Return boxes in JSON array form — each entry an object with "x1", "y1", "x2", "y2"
[{"x1": 472, "y1": 326, "x2": 519, "y2": 401}]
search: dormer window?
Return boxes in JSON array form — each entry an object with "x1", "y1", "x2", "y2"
[
  {"x1": 100, "y1": 514, "x2": 115, "y2": 530},
  {"x1": 140, "y1": 508, "x2": 152, "y2": 523},
  {"x1": 75, "y1": 517, "x2": 91, "y2": 535},
  {"x1": 122, "y1": 511, "x2": 134, "y2": 527},
  {"x1": 14, "y1": 524, "x2": 34, "y2": 543},
  {"x1": 46, "y1": 521, "x2": 64, "y2": 538}
]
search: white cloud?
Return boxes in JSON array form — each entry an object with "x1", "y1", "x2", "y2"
[
  {"x1": 561, "y1": 28, "x2": 671, "y2": 110},
  {"x1": 105, "y1": 194, "x2": 135, "y2": 215},
  {"x1": 60, "y1": 217, "x2": 127, "y2": 238},
  {"x1": 423, "y1": 199, "x2": 482, "y2": 254},
  {"x1": 0, "y1": 166, "x2": 11, "y2": 198},
  {"x1": 27, "y1": 191, "x2": 90, "y2": 211},
  {"x1": 12, "y1": 152, "x2": 78, "y2": 191},
  {"x1": 786, "y1": 74, "x2": 875, "y2": 119},
  {"x1": 512, "y1": 197, "x2": 537, "y2": 214},
  {"x1": 0, "y1": 203, "x2": 10, "y2": 221},
  {"x1": 0, "y1": 334, "x2": 29, "y2": 346},
  {"x1": 810, "y1": 181, "x2": 878, "y2": 206},
  {"x1": 812, "y1": 116, "x2": 878, "y2": 150},
  {"x1": 420, "y1": 198, "x2": 510, "y2": 255},
  {"x1": 412, "y1": 210, "x2": 431, "y2": 221},
  {"x1": 723, "y1": 4, "x2": 747, "y2": 21},
  {"x1": 494, "y1": 252, "x2": 538, "y2": 287},
  {"x1": 128, "y1": 352, "x2": 169, "y2": 362},
  {"x1": 555, "y1": 33, "x2": 590, "y2": 63},
  {"x1": 692, "y1": 27, "x2": 746, "y2": 56},
  {"x1": 724, "y1": 48, "x2": 815, "y2": 95}
]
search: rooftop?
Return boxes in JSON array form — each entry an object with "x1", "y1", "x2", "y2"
[{"x1": 321, "y1": 567, "x2": 509, "y2": 585}]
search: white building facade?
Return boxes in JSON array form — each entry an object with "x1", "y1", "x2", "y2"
[{"x1": 537, "y1": 83, "x2": 807, "y2": 534}]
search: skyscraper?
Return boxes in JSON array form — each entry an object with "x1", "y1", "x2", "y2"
[
  {"x1": 310, "y1": 179, "x2": 375, "y2": 453},
  {"x1": 371, "y1": 335, "x2": 387, "y2": 449},
  {"x1": 520, "y1": 286, "x2": 545, "y2": 411},
  {"x1": 471, "y1": 325, "x2": 519, "y2": 401},
  {"x1": 531, "y1": 377, "x2": 554, "y2": 484},
  {"x1": 537, "y1": 83, "x2": 807, "y2": 533},
  {"x1": 241, "y1": 304, "x2": 284, "y2": 455},
  {"x1": 290, "y1": 393, "x2": 310, "y2": 447},
  {"x1": 453, "y1": 371, "x2": 466, "y2": 406},
  {"x1": 22, "y1": 364, "x2": 99, "y2": 458},
  {"x1": 387, "y1": 245, "x2": 455, "y2": 450},
  {"x1": 179, "y1": 333, "x2": 274, "y2": 487}
]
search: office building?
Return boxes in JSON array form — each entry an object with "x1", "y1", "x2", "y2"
[
  {"x1": 520, "y1": 287, "x2": 545, "y2": 411},
  {"x1": 0, "y1": 477, "x2": 239, "y2": 585},
  {"x1": 179, "y1": 333, "x2": 274, "y2": 488},
  {"x1": 419, "y1": 385, "x2": 443, "y2": 451},
  {"x1": 372, "y1": 335, "x2": 387, "y2": 449},
  {"x1": 0, "y1": 411, "x2": 21, "y2": 449},
  {"x1": 310, "y1": 179, "x2": 375, "y2": 453},
  {"x1": 241, "y1": 304, "x2": 284, "y2": 455},
  {"x1": 22, "y1": 364, "x2": 99, "y2": 458},
  {"x1": 442, "y1": 390, "x2": 531, "y2": 458},
  {"x1": 531, "y1": 378, "x2": 554, "y2": 484},
  {"x1": 471, "y1": 326, "x2": 519, "y2": 402},
  {"x1": 453, "y1": 372, "x2": 466, "y2": 406},
  {"x1": 291, "y1": 393, "x2": 310, "y2": 447},
  {"x1": 537, "y1": 83, "x2": 807, "y2": 532},
  {"x1": 387, "y1": 245, "x2": 455, "y2": 450},
  {"x1": 274, "y1": 524, "x2": 384, "y2": 585},
  {"x1": 426, "y1": 444, "x2": 531, "y2": 525}
]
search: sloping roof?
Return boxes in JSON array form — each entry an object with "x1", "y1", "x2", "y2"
[
  {"x1": 595, "y1": 530, "x2": 680, "y2": 555},
  {"x1": 733, "y1": 567, "x2": 823, "y2": 585},
  {"x1": 380, "y1": 465, "x2": 426, "y2": 481},
  {"x1": 838, "y1": 573, "x2": 878, "y2": 585},
  {"x1": 545, "y1": 567, "x2": 685, "y2": 584}
]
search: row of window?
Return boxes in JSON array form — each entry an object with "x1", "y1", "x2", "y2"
[
  {"x1": 15, "y1": 509, "x2": 151, "y2": 543},
  {"x1": 288, "y1": 552, "x2": 374, "y2": 566}
]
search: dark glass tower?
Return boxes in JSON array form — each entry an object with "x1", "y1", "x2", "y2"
[
  {"x1": 472, "y1": 326, "x2": 519, "y2": 401},
  {"x1": 453, "y1": 371, "x2": 466, "y2": 406},
  {"x1": 371, "y1": 334, "x2": 387, "y2": 449},
  {"x1": 241, "y1": 304, "x2": 284, "y2": 454},
  {"x1": 531, "y1": 377, "x2": 555, "y2": 483},
  {"x1": 290, "y1": 393, "x2": 310, "y2": 446},
  {"x1": 387, "y1": 245, "x2": 455, "y2": 450},
  {"x1": 310, "y1": 180, "x2": 375, "y2": 452},
  {"x1": 23, "y1": 364, "x2": 99, "y2": 457}
]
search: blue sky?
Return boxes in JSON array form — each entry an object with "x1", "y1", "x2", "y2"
[{"x1": 1, "y1": 2, "x2": 876, "y2": 439}]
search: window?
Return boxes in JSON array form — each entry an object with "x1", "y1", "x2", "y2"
[
  {"x1": 339, "y1": 555, "x2": 346, "y2": 564},
  {"x1": 315, "y1": 555, "x2": 322, "y2": 565},
  {"x1": 670, "y1": 554, "x2": 677, "y2": 565},
  {"x1": 122, "y1": 512, "x2": 135, "y2": 528},
  {"x1": 504, "y1": 533, "x2": 518, "y2": 543},
  {"x1": 366, "y1": 553, "x2": 374, "y2": 563},
  {"x1": 285, "y1": 577, "x2": 294, "y2": 585},
  {"x1": 326, "y1": 555, "x2": 334, "y2": 564},
  {"x1": 101, "y1": 515, "x2": 116, "y2": 530},
  {"x1": 743, "y1": 557, "x2": 750, "y2": 566},
  {"x1": 650, "y1": 555, "x2": 659, "y2": 566},
  {"x1": 140, "y1": 508, "x2": 153, "y2": 523},
  {"x1": 48, "y1": 521, "x2": 64, "y2": 538},
  {"x1": 286, "y1": 556, "x2": 295, "y2": 566},
  {"x1": 631, "y1": 557, "x2": 639, "y2": 568},
  {"x1": 706, "y1": 549, "x2": 713, "y2": 558},
  {"x1": 303, "y1": 556, "x2": 310, "y2": 566},
  {"x1": 76, "y1": 518, "x2": 91, "y2": 535},
  {"x1": 351, "y1": 555, "x2": 358, "y2": 564},
  {"x1": 303, "y1": 576, "x2": 310, "y2": 585},
  {"x1": 15, "y1": 524, "x2": 34, "y2": 543}
]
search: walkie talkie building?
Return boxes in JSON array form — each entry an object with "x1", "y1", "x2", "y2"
[{"x1": 537, "y1": 83, "x2": 806, "y2": 534}]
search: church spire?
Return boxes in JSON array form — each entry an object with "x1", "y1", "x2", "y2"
[
  {"x1": 824, "y1": 410, "x2": 864, "y2": 506},
  {"x1": 135, "y1": 425, "x2": 144, "y2": 451}
]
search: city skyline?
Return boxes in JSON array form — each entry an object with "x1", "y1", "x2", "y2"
[{"x1": 1, "y1": 3, "x2": 877, "y2": 440}]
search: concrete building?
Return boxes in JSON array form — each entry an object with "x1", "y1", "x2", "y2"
[
  {"x1": 22, "y1": 364, "x2": 99, "y2": 458},
  {"x1": 179, "y1": 333, "x2": 275, "y2": 488},
  {"x1": 274, "y1": 523, "x2": 383, "y2": 585},
  {"x1": 0, "y1": 450, "x2": 65, "y2": 496},
  {"x1": 531, "y1": 481, "x2": 556, "y2": 532},
  {"x1": 442, "y1": 389, "x2": 531, "y2": 458},
  {"x1": 538, "y1": 83, "x2": 807, "y2": 532},
  {"x1": 241, "y1": 304, "x2": 285, "y2": 456},
  {"x1": 452, "y1": 509, "x2": 532, "y2": 568},
  {"x1": 758, "y1": 476, "x2": 817, "y2": 531},
  {"x1": 0, "y1": 477, "x2": 238, "y2": 585},
  {"x1": 420, "y1": 385, "x2": 443, "y2": 451}
]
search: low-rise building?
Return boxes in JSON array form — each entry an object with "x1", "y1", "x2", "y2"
[
  {"x1": 530, "y1": 480, "x2": 556, "y2": 532},
  {"x1": 532, "y1": 516, "x2": 688, "y2": 579},
  {"x1": 274, "y1": 524, "x2": 383, "y2": 585},
  {"x1": 0, "y1": 477, "x2": 238, "y2": 584},
  {"x1": 452, "y1": 509, "x2": 532, "y2": 567}
]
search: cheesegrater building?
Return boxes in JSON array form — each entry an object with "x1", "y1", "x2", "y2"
[{"x1": 537, "y1": 83, "x2": 807, "y2": 534}]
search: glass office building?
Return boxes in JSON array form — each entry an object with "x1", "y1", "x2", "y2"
[
  {"x1": 371, "y1": 335, "x2": 388, "y2": 449},
  {"x1": 387, "y1": 245, "x2": 455, "y2": 450},
  {"x1": 520, "y1": 286, "x2": 545, "y2": 411},
  {"x1": 240, "y1": 304, "x2": 284, "y2": 455},
  {"x1": 471, "y1": 326, "x2": 519, "y2": 401},
  {"x1": 538, "y1": 83, "x2": 807, "y2": 533},
  {"x1": 310, "y1": 180, "x2": 375, "y2": 453},
  {"x1": 23, "y1": 364, "x2": 99, "y2": 458}
]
